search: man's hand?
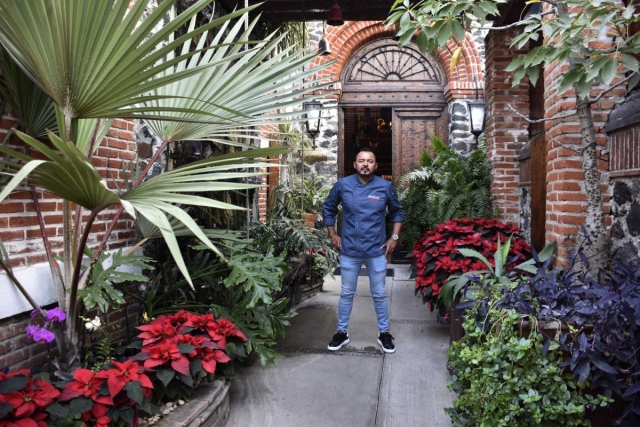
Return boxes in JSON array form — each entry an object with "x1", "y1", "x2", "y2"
[
  {"x1": 381, "y1": 238, "x2": 398, "y2": 257},
  {"x1": 330, "y1": 234, "x2": 342, "y2": 250}
]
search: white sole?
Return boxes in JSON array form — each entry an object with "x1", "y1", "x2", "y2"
[
  {"x1": 328, "y1": 338, "x2": 349, "y2": 351},
  {"x1": 377, "y1": 338, "x2": 396, "y2": 354}
]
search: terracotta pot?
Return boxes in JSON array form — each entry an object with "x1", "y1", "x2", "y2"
[
  {"x1": 517, "y1": 320, "x2": 593, "y2": 341},
  {"x1": 304, "y1": 213, "x2": 317, "y2": 227}
]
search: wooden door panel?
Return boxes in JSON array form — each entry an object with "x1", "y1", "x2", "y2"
[{"x1": 392, "y1": 107, "x2": 446, "y2": 180}]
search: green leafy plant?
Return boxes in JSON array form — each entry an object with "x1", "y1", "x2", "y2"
[
  {"x1": 274, "y1": 175, "x2": 332, "y2": 217},
  {"x1": 447, "y1": 296, "x2": 608, "y2": 426},
  {"x1": 79, "y1": 248, "x2": 154, "y2": 314},
  {"x1": 398, "y1": 136, "x2": 493, "y2": 249},
  {"x1": 131, "y1": 236, "x2": 294, "y2": 367}
]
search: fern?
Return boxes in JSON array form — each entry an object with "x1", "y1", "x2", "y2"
[{"x1": 398, "y1": 136, "x2": 494, "y2": 248}]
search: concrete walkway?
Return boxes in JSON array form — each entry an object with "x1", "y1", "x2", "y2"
[{"x1": 227, "y1": 263, "x2": 455, "y2": 427}]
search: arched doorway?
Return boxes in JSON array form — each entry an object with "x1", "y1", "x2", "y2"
[{"x1": 338, "y1": 39, "x2": 448, "y2": 181}]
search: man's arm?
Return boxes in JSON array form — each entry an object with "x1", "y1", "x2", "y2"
[
  {"x1": 322, "y1": 182, "x2": 342, "y2": 250},
  {"x1": 381, "y1": 183, "x2": 405, "y2": 257},
  {"x1": 326, "y1": 225, "x2": 341, "y2": 250}
]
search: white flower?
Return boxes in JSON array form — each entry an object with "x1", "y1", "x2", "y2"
[{"x1": 85, "y1": 316, "x2": 101, "y2": 331}]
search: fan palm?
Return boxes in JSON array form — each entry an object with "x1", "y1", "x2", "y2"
[{"x1": 0, "y1": 0, "x2": 332, "y2": 373}]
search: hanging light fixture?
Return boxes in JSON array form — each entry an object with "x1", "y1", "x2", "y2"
[
  {"x1": 304, "y1": 100, "x2": 323, "y2": 149},
  {"x1": 327, "y1": 0, "x2": 344, "y2": 26},
  {"x1": 467, "y1": 75, "x2": 486, "y2": 145},
  {"x1": 318, "y1": 38, "x2": 331, "y2": 55},
  {"x1": 317, "y1": 21, "x2": 331, "y2": 55}
]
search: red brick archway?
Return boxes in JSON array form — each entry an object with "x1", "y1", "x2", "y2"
[{"x1": 311, "y1": 21, "x2": 485, "y2": 100}]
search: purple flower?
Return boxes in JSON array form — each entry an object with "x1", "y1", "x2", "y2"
[
  {"x1": 32, "y1": 328, "x2": 55, "y2": 343},
  {"x1": 46, "y1": 307, "x2": 66, "y2": 323},
  {"x1": 26, "y1": 325, "x2": 40, "y2": 339},
  {"x1": 30, "y1": 309, "x2": 40, "y2": 319}
]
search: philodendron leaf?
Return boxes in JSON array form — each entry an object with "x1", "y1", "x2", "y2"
[
  {"x1": 224, "y1": 251, "x2": 288, "y2": 308},
  {"x1": 79, "y1": 249, "x2": 152, "y2": 312}
]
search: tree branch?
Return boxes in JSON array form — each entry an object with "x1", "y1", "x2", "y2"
[
  {"x1": 508, "y1": 104, "x2": 578, "y2": 123},
  {"x1": 478, "y1": 9, "x2": 557, "y2": 31},
  {"x1": 549, "y1": 135, "x2": 586, "y2": 154},
  {"x1": 588, "y1": 73, "x2": 636, "y2": 104}
]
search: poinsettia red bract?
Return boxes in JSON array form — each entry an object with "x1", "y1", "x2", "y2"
[{"x1": 413, "y1": 218, "x2": 532, "y2": 310}]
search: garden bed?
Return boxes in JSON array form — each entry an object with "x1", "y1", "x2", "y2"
[{"x1": 152, "y1": 380, "x2": 230, "y2": 427}]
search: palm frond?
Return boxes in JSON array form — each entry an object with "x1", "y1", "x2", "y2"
[
  {"x1": 142, "y1": 13, "x2": 335, "y2": 145},
  {"x1": 0, "y1": 0, "x2": 258, "y2": 120},
  {"x1": 0, "y1": 45, "x2": 57, "y2": 137}
]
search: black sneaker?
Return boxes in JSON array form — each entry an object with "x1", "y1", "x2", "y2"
[
  {"x1": 328, "y1": 331, "x2": 349, "y2": 351},
  {"x1": 377, "y1": 332, "x2": 396, "y2": 353}
]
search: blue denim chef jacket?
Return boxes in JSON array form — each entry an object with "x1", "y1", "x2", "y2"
[{"x1": 322, "y1": 174, "x2": 405, "y2": 258}]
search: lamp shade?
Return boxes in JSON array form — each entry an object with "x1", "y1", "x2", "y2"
[
  {"x1": 327, "y1": 1, "x2": 344, "y2": 26},
  {"x1": 304, "y1": 100, "x2": 323, "y2": 135},
  {"x1": 467, "y1": 99, "x2": 486, "y2": 137},
  {"x1": 318, "y1": 38, "x2": 331, "y2": 56}
]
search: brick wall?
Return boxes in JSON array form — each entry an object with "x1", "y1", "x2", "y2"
[
  {"x1": 542, "y1": 67, "x2": 618, "y2": 264},
  {"x1": 484, "y1": 29, "x2": 530, "y2": 226},
  {"x1": 311, "y1": 21, "x2": 484, "y2": 102},
  {"x1": 484, "y1": 17, "x2": 626, "y2": 265},
  {"x1": 0, "y1": 290, "x2": 140, "y2": 372},
  {"x1": 0, "y1": 110, "x2": 138, "y2": 268}
]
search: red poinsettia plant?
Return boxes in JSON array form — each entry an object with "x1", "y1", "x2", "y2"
[
  {"x1": 0, "y1": 310, "x2": 246, "y2": 426},
  {"x1": 0, "y1": 368, "x2": 60, "y2": 427},
  {"x1": 133, "y1": 310, "x2": 246, "y2": 402},
  {"x1": 413, "y1": 218, "x2": 532, "y2": 310}
]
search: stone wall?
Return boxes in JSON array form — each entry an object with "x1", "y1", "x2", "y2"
[
  {"x1": 611, "y1": 179, "x2": 640, "y2": 268},
  {"x1": 607, "y1": 91, "x2": 640, "y2": 268}
]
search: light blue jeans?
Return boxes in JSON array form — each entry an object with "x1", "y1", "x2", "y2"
[{"x1": 337, "y1": 254, "x2": 389, "y2": 333}]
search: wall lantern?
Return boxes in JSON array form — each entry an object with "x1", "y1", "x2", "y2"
[
  {"x1": 467, "y1": 99, "x2": 486, "y2": 144},
  {"x1": 304, "y1": 100, "x2": 323, "y2": 148},
  {"x1": 327, "y1": 0, "x2": 344, "y2": 26}
]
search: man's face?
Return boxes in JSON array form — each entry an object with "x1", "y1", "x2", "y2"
[{"x1": 354, "y1": 151, "x2": 377, "y2": 178}]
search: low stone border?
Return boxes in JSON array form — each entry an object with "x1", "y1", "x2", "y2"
[{"x1": 154, "y1": 380, "x2": 230, "y2": 427}]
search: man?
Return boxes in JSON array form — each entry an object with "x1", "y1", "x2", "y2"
[{"x1": 322, "y1": 147, "x2": 404, "y2": 354}]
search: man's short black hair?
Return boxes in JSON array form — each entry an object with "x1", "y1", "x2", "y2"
[{"x1": 356, "y1": 146, "x2": 376, "y2": 161}]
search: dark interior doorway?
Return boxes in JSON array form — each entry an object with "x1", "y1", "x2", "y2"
[{"x1": 343, "y1": 106, "x2": 393, "y2": 179}]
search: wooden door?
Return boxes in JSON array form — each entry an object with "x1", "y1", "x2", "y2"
[{"x1": 392, "y1": 107, "x2": 448, "y2": 181}]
